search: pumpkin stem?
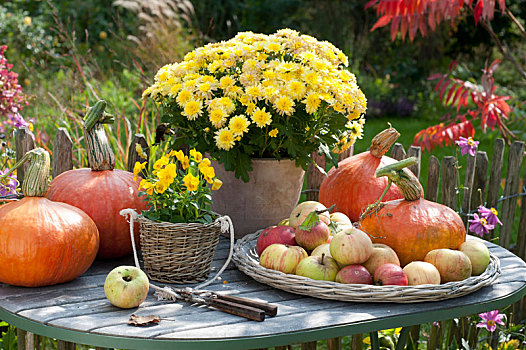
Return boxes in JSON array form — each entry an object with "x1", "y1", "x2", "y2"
[
  {"x1": 369, "y1": 126, "x2": 400, "y2": 158},
  {"x1": 359, "y1": 180, "x2": 392, "y2": 222},
  {"x1": 5, "y1": 148, "x2": 50, "y2": 197},
  {"x1": 375, "y1": 157, "x2": 423, "y2": 201},
  {"x1": 83, "y1": 100, "x2": 116, "y2": 171}
]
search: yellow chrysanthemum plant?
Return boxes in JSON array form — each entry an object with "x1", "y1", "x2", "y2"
[
  {"x1": 134, "y1": 148, "x2": 223, "y2": 224},
  {"x1": 144, "y1": 29, "x2": 367, "y2": 182}
]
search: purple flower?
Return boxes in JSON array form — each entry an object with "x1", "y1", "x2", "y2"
[
  {"x1": 455, "y1": 136, "x2": 479, "y2": 156},
  {"x1": 468, "y1": 213, "x2": 495, "y2": 236},
  {"x1": 0, "y1": 169, "x2": 17, "y2": 196},
  {"x1": 477, "y1": 206, "x2": 503, "y2": 227},
  {"x1": 476, "y1": 310, "x2": 505, "y2": 332}
]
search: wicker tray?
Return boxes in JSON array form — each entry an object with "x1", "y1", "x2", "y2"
[{"x1": 233, "y1": 231, "x2": 501, "y2": 303}]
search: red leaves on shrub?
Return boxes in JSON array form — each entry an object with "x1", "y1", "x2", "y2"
[
  {"x1": 413, "y1": 120, "x2": 475, "y2": 151},
  {"x1": 365, "y1": 0, "x2": 506, "y2": 41}
]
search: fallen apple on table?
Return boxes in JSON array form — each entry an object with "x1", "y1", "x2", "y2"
[
  {"x1": 256, "y1": 225, "x2": 297, "y2": 256},
  {"x1": 259, "y1": 244, "x2": 308, "y2": 274},
  {"x1": 104, "y1": 266, "x2": 150, "y2": 309}
]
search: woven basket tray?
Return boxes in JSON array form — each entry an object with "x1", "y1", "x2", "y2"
[
  {"x1": 138, "y1": 215, "x2": 222, "y2": 284},
  {"x1": 233, "y1": 231, "x2": 501, "y2": 303}
]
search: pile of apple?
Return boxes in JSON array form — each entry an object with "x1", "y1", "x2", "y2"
[{"x1": 256, "y1": 201, "x2": 491, "y2": 286}]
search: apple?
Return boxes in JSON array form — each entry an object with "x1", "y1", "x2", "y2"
[
  {"x1": 295, "y1": 253, "x2": 339, "y2": 281},
  {"x1": 289, "y1": 201, "x2": 330, "y2": 229},
  {"x1": 335, "y1": 265, "x2": 373, "y2": 284},
  {"x1": 256, "y1": 225, "x2": 297, "y2": 256},
  {"x1": 363, "y1": 243, "x2": 400, "y2": 275},
  {"x1": 459, "y1": 241, "x2": 490, "y2": 276},
  {"x1": 403, "y1": 261, "x2": 441, "y2": 285},
  {"x1": 259, "y1": 244, "x2": 308, "y2": 274},
  {"x1": 104, "y1": 266, "x2": 150, "y2": 309},
  {"x1": 424, "y1": 249, "x2": 472, "y2": 283},
  {"x1": 329, "y1": 227, "x2": 373, "y2": 265},
  {"x1": 295, "y1": 221, "x2": 330, "y2": 251},
  {"x1": 330, "y1": 212, "x2": 352, "y2": 225},
  {"x1": 278, "y1": 218, "x2": 290, "y2": 226},
  {"x1": 311, "y1": 243, "x2": 345, "y2": 268},
  {"x1": 374, "y1": 263, "x2": 408, "y2": 286}
]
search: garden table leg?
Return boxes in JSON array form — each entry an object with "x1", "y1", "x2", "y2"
[
  {"x1": 395, "y1": 327, "x2": 411, "y2": 350},
  {"x1": 369, "y1": 331, "x2": 380, "y2": 350}
]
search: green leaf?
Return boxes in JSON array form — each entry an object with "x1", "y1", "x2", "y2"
[{"x1": 299, "y1": 211, "x2": 320, "y2": 231}]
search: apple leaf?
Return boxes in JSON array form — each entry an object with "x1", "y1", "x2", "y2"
[
  {"x1": 299, "y1": 211, "x2": 320, "y2": 231},
  {"x1": 328, "y1": 220, "x2": 339, "y2": 234},
  {"x1": 128, "y1": 314, "x2": 161, "y2": 327}
]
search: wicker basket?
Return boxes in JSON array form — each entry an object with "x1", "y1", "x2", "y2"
[
  {"x1": 137, "y1": 215, "x2": 222, "y2": 284},
  {"x1": 233, "y1": 230, "x2": 501, "y2": 303}
]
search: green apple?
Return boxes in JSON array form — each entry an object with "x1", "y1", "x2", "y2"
[
  {"x1": 459, "y1": 241, "x2": 490, "y2": 275},
  {"x1": 295, "y1": 253, "x2": 339, "y2": 281},
  {"x1": 104, "y1": 266, "x2": 149, "y2": 309}
]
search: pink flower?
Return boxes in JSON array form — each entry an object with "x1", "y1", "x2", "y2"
[
  {"x1": 0, "y1": 169, "x2": 17, "y2": 196},
  {"x1": 468, "y1": 213, "x2": 495, "y2": 236},
  {"x1": 477, "y1": 206, "x2": 503, "y2": 227},
  {"x1": 455, "y1": 136, "x2": 479, "y2": 156},
  {"x1": 476, "y1": 310, "x2": 505, "y2": 332}
]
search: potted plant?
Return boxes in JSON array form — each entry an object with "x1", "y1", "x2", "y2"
[
  {"x1": 130, "y1": 147, "x2": 226, "y2": 284},
  {"x1": 143, "y1": 28, "x2": 367, "y2": 236}
]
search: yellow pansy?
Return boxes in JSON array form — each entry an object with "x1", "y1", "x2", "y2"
[
  {"x1": 202, "y1": 166, "x2": 216, "y2": 184},
  {"x1": 183, "y1": 173, "x2": 200, "y2": 191},
  {"x1": 136, "y1": 143, "x2": 148, "y2": 158},
  {"x1": 181, "y1": 155, "x2": 190, "y2": 170},
  {"x1": 211, "y1": 178, "x2": 223, "y2": 190},
  {"x1": 268, "y1": 128, "x2": 279, "y2": 138},
  {"x1": 155, "y1": 180, "x2": 169, "y2": 194},
  {"x1": 174, "y1": 150, "x2": 185, "y2": 163},
  {"x1": 133, "y1": 161, "x2": 147, "y2": 181},
  {"x1": 199, "y1": 158, "x2": 211, "y2": 173},
  {"x1": 189, "y1": 149, "x2": 203, "y2": 162},
  {"x1": 153, "y1": 156, "x2": 169, "y2": 171},
  {"x1": 139, "y1": 179, "x2": 155, "y2": 196}
]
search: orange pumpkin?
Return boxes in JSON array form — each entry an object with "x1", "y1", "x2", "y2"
[
  {"x1": 46, "y1": 100, "x2": 147, "y2": 259},
  {"x1": 359, "y1": 158, "x2": 466, "y2": 266},
  {"x1": 0, "y1": 149, "x2": 99, "y2": 287},
  {"x1": 319, "y1": 127, "x2": 423, "y2": 223}
]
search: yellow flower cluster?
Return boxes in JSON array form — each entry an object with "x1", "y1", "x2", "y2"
[
  {"x1": 134, "y1": 148, "x2": 222, "y2": 196},
  {"x1": 144, "y1": 29, "x2": 366, "y2": 153}
]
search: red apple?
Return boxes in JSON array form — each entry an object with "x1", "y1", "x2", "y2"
[
  {"x1": 459, "y1": 241, "x2": 490, "y2": 276},
  {"x1": 289, "y1": 201, "x2": 330, "y2": 229},
  {"x1": 329, "y1": 227, "x2": 373, "y2": 265},
  {"x1": 256, "y1": 225, "x2": 297, "y2": 256},
  {"x1": 335, "y1": 265, "x2": 372, "y2": 284},
  {"x1": 295, "y1": 253, "x2": 339, "y2": 281},
  {"x1": 363, "y1": 243, "x2": 400, "y2": 275},
  {"x1": 403, "y1": 261, "x2": 441, "y2": 285},
  {"x1": 424, "y1": 249, "x2": 472, "y2": 283},
  {"x1": 374, "y1": 263, "x2": 408, "y2": 286},
  {"x1": 295, "y1": 221, "x2": 330, "y2": 250},
  {"x1": 259, "y1": 244, "x2": 308, "y2": 274}
]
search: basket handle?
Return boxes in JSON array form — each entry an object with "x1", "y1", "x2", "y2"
[{"x1": 119, "y1": 209, "x2": 235, "y2": 290}]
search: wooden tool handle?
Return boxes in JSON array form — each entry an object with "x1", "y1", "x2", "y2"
[
  {"x1": 208, "y1": 299, "x2": 265, "y2": 322},
  {"x1": 216, "y1": 294, "x2": 278, "y2": 317}
]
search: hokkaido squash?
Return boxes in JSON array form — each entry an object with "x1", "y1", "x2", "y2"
[
  {"x1": 47, "y1": 100, "x2": 147, "y2": 259},
  {"x1": 319, "y1": 127, "x2": 423, "y2": 223},
  {"x1": 359, "y1": 158, "x2": 466, "y2": 266},
  {"x1": 0, "y1": 148, "x2": 99, "y2": 287}
]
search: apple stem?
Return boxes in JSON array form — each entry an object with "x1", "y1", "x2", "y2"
[{"x1": 320, "y1": 253, "x2": 325, "y2": 265}]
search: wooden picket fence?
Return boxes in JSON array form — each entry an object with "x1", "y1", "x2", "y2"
[{"x1": 11, "y1": 126, "x2": 526, "y2": 349}]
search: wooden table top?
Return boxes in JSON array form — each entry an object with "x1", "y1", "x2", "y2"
[{"x1": 1, "y1": 236, "x2": 525, "y2": 350}]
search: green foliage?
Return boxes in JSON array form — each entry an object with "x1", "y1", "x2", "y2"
[{"x1": 0, "y1": 322, "x2": 16, "y2": 350}]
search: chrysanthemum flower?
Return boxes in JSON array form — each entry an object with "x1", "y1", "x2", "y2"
[
  {"x1": 229, "y1": 115, "x2": 250, "y2": 136},
  {"x1": 252, "y1": 107, "x2": 272, "y2": 127},
  {"x1": 182, "y1": 100, "x2": 203, "y2": 120},
  {"x1": 214, "y1": 128, "x2": 236, "y2": 150},
  {"x1": 275, "y1": 96, "x2": 295, "y2": 116}
]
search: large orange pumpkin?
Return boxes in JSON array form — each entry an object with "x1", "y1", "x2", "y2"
[
  {"x1": 359, "y1": 158, "x2": 466, "y2": 266},
  {"x1": 319, "y1": 127, "x2": 423, "y2": 223},
  {"x1": 46, "y1": 100, "x2": 147, "y2": 259},
  {"x1": 0, "y1": 148, "x2": 99, "y2": 287}
]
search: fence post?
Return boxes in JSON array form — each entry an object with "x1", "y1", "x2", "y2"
[
  {"x1": 426, "y1": 156, "x2": 440, "y2": 202},
  {"x1": 52, "y1": 127, "x2": 73, "y2": 178},
  {"x1": 407, "y1": 146, "x2": 421, "y2": 179},
  {"x1": 15, "y1": 126, "x2": 35, "y2": 187},
  {"x1": 441, "y1": 157, "x2": 458, "y2": 210},
  {"x1": 461, "y1": 154, "x2": 477, "y2": 227},
  {"x1": 486, "y1": 139, "x2": 505, "y2": 211},
  {"x1": 127, "y1": 134, "x2": 149, "y2": 179},
  {"x1": 498, "y1": 141, "x2": 525, "y2": 249},
  {"x1": 470, "y1": 151, "x2": 488, "y2": 211},
  {"x1": 391, "y1": 143, "x2": 406, "y2": 161}
]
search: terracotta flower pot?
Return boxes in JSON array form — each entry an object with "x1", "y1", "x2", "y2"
[{"x1": 211, "y1": 158, "x2": 305, "y2": 238}]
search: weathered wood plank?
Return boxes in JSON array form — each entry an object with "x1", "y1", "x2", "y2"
[
  {"x1": 391, "y1": 143, "x2": 406, "y2": 161},
  {"x1": 15, "y1": 126, "x2": 36, "y2": 187},
  {"x1": 327, "y1": 337, "x2": 341, "y2": 350},
  {"x1": 16, "y1": 328, "x2": 34, "y2": 350},
  {"x1": 306, "y1": 152, "x2": 326, "y2": 201},
  {"x1": 407, "y1": 146, "x2": 421, "y2": 179},
  {"x1": 426, "y1": 156, "x2": 440, "y2": 202},
  {"x1": 462, "y1": 154, "x2": 477, "y2": 227},
  {"x1": 518, "y1": 164, "x2": 526, "y2": 261},
  {"x1": 498, "y1": 141, "x2": 524, "y2": 249},
  {"x1": 486, "y1": 139, "x2": 505, "y2": 210},
  {"x1": 337, "y1": 144, "x2": 354, "y2": 162},
  {"x1": 300, "y1": 341, "x2": 317, "y2": 350},
  {"x1": 470, "y1": 151, "x2": 488, "y2": 211},
  {"x1": 351, "y1": 334, "x2": 363, "y2": 350},
  {"x1": 57, "y1": 340, "x2": 76, "y2": 350},
  {"x1": 441, "y1": 156, "x2": 458, "y2": 210},
  {"x1": 52, "y1": 127, "x2": 73, "y2": 178},
  {"x1": 127, "y1": 134, "x2": 149, "y2": 179}
]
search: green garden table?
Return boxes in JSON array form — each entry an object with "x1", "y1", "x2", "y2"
[{"x1": 0, "y1": 237, "x2": 525, "y2": 350}]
